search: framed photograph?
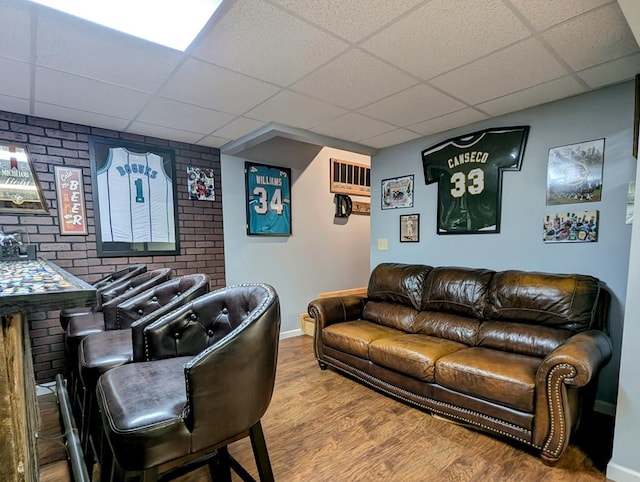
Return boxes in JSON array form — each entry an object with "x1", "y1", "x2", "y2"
[
  {"x1": 89, "y1": 136, "x2": 179, "y2": 257},
  {"x1": 54, "y1": 166, "x2": 87, "y2": 235},
  {"x1": 382, "y1": 174, "x2": 414, "y2": 210},
  {"x1": 187, "y1": 166, "x2": 215, "y2": 201},
  {"x1": 330, "y1": 158, "x2": 371, "y2": 197},
  {"x1": 245, "y1": 161, "x2": 292, "y2": 236},
  {"x1": 0, "y1": 143, "x2": 49, "y2": 214},
  {"x1": 543, "y1": 210, "x2": 598, "y2": 243},
  {"x1": 546, "y1": 138, "x2": 604, "y2": 205},
  {"x1": 400, "y1": 214, "x2": 419, "y2": 242}
]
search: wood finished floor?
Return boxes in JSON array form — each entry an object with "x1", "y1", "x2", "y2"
[{"x1": 38, "y1": 335, "x2": 614, "y2": 482}]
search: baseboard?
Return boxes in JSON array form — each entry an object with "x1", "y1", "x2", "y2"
[
  {"x1": 607, "y1": 462, "x2": 640, "y2": 482},
  {"x1": 280, "y1": 328, "x2": 304, "y2": 339},
  {"x1": 594, "y1": 400, "x2": 616, "y2": 417}
]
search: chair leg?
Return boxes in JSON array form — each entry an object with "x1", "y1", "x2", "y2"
[
  {"x1": 209, "y1": 447, "x2": 232, "y2": 482},
  {"x1": 249, "y1": 421, "x2": 274, "y2": 482}
]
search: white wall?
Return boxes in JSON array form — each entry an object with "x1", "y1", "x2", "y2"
[
  {"x1": 371, "y1": 81, "x2": 636, "y2": 409},
  {"x1": 221, "y1": 146, "x2": 371, "y2": 334}
]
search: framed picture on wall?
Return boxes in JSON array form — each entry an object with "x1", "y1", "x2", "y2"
[
  {"x1": 381, "y1": 174, "x2": 414, "y2": 210},
  {"x1": 89, "y1": 136, "x2": 179, "y2": 257},
  {"x1": 543, "y1": 210, "x2": 598, "y2": 243},
  {"x1": 0, "y1": 143, "x2": 49, "y2": 214},
  {"x1": 54, "y1": 166, "x2": 88, "y2": 235},
  {"x1": 400, "y1": 214, "x2": 419, "y2": 242},
  {"x1": 245, "y1": 161, "x2": 292, "y2": 236}
]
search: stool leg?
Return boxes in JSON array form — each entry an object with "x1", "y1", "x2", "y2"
[
  {"x1": 209, "y1": 447, "x2": 232, "y2": 482},
  {"x1": 249, "y1": 421, "x2": 274, "y2": 482}
]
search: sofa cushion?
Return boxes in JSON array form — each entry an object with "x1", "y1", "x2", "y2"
[
  {"x1": 413, "y1": 311, "x2": 480, "y2": 345},
  {"x1": 370, "y1": 334, "x2": 467, "y2": 382},
  {"x1": 363, "y1": 300, "x2": 419, "y2": 332},
  {"x1": 435, "y1": 347, "x2": 540, "y2": 412},
  {"x1": 485, "y1": 270, "x2": 600, "y2": 332},
  {"x1": 477, "y1": 321, "x2": 572, "y2": 357},
  {"x1": 367, "y1": 263, "x2": 432, "y2": 310},
  {"x1": 322, "y1": 320, "x2": 404, "y2": 359},
  {"x1": 421, "y1": 267, "x2": 494, "y2": 319}
]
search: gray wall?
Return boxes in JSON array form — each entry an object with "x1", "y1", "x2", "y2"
[
  {"x1": 371, "y1": 81, "x2": 637, "y2": 408},
  {"x1": 221, "y1": 146, "x2": 371, "y2": 334}
]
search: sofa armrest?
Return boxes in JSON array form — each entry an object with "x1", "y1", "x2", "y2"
[
  {"x1": 307, "y1": 295, "x2": 366, "y2": 331},
  {"x1": 534, "y1": 330, "x2": 612, "y2": 463}
]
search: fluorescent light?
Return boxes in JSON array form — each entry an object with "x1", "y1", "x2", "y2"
[{"x1": 29, "y1": 0, "x2": 223, "y2": 51}]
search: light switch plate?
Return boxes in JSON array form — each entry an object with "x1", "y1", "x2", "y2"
[{"x1": 377, "y1": 238, "x2": 388, "y2": 250}]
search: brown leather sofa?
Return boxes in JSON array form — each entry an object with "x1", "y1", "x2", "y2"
[{"x1": 308, "y1": 263, "x2": 612, "y2": 464}]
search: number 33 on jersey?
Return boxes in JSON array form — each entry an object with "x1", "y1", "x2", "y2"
[
  {"x1": 245, "y1": 162, "x2": 292, "y2": 236},
  {"x1": 421, "y1": 126, "x2": 529, "y2": 234}
]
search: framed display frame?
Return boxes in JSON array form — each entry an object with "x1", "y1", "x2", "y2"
[
  {"x1": 546, "y1": 138, "x2": 604, "y2": 206},
  {"x1": 0, "y1": 143, "x2": 49, "y2": 214},
  {"x1": 330, "y1": 158, "x2": 371, "y2": 197},
  {"x1": 381, "y1": 174, "x2": 414, "y2": 210},
  {"x1": 400, "y1": 214, "x2": 419, "y2": 242},
  {"x1": 89, "y1": 136, "x2": 179, "y2": 257},
  {"x1": 543, "y1": 210, "x2": 598, "y2": 243},
  {"x1": 245, "y1": 161, "x2": 292, "y2": 236},
  {"x1": 54, "y1": 166, "x2": 87, "y2": 235}
]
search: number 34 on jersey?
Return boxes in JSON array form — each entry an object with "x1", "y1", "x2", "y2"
[{"x1": 245, "y1": 162, "x2": 292, "y2": 236}]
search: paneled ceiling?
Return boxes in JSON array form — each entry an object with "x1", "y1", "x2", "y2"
[{"x1": 0, "y1": 0, "x2": 639, "y2": 154}]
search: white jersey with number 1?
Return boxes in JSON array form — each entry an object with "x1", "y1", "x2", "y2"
[{"x1": 97, "y1": 147, "x2": 174, "y2": 243}]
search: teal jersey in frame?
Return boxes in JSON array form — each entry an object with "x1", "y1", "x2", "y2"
[{"x1": 245, "y1": 162, "x2": 292, "y2": 236}]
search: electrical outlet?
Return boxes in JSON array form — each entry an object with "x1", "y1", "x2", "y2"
[{"x1": 377, "y1": 238, "x2": 388, "y2": 251}]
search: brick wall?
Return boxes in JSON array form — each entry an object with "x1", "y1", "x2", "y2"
[{"x1": 0, "y1": 110, "x2": 225, "y2": 383}]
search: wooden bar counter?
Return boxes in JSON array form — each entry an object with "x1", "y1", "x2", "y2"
[{"x1": 0, "y1": 259, "x2": 96, "y2": 482}]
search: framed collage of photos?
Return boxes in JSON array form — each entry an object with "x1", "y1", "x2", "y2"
[
  {"x1": 543, "y1": 210, "x2": 598, "y2": 243},
  {"x1": 89, "y1": 136, "x2": 179, "y2": 257},
  {"x1": 245, "y1": 161, "x2": 292, "y2": 236}
]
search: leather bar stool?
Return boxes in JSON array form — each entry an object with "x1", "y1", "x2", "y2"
[
  {"x1": 65, "y1": 267, "x2": 173, "y2": 416},
  {"x1": 95, "y1": 283, "x2": 281, "y2": 482},
  {"x1": 59, "y1": 264, "x2": 146, "y2": 330},
  {"x1": 77, "y1": 273, "x2": 210, "y2": 469}
]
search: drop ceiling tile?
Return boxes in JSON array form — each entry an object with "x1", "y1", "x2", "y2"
[
  {"x1": 0, "y1": 57, "x2": 30, "y2": 99},
  {"x1": 35, "y1": 68, "x2": 151, "y2": 118},
  {"x1": 311, "y1": 113, "x2": 396, "y2": 142},
  {"x1": 268, "y1": 0, "x2": 423, "y2": 43},
  {"x1": 34, "y1": 103, "x2": 130, "y2": 131},
  {"x1": 0, "y1": 1, "x2": 31, "y2": 61},
  {"x1": 197, "y1": 135, "x2": 232, "y2": 149},
  {"x1": 410, "y1": 109, "x2": 488, "y2": 136},
  {"x1": 578, "y1": 53, "x2": 640, "y2": 88},
  {"x1": 543, "y1": 3, "x2": 639, "y2": 71},
  {"x1": 191, "y1": 0, "x2": 349, "y2": 86},
  {"x1": 245, "y1": 91, "x2": 347, "y2": 129},
  {"x1": 127, "y1": 122, "x2": 203, "y2": 144},
  {"x1": 430, "y1": 38, "x2": 567, "y2": 105},
  {"x1": 360, "y1": 129, "x2": 422, "y2": 149},
  {"x1": 0, "y1": 95, "x2": 30, "y2": 116},
  {"x1": 358, "y1": 84, "x2": 466, "y2": 126},
  {"x1": 136, "y1": 98, "x2": 235, "y2": 134},
  {"x1": 510, "y1": 0, "x2": 611, "y2": 31},
  {"x1": 476, "y1": 76, "x2": 585, "y2": 117},
  {"x1": 291, "y1": 49, "x2": 417, "y2": 110},
  {"x1": 36, "y1": 8, "x2": 182, "y2": 93},
  {"x1": 361, "y1": 0, "x2": 530, "y2": 80},
  {"x1": 212, "y1": 117, "x2": 267, "y2": 140},
  {"x1": 159, "y1": 59, "x2": 281, "y2": 115}
]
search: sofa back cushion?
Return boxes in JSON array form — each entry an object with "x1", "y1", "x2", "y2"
[
  {"x1": 421, "y1": 267, "x2": 494, "y2": 319},
  {"x1": 484, "y1": 270, "x2": 600, "y2": 333},
  {"x1": 368, "y1": 263, "x2": 432, "y2": 310},
  {"x1": 414, "y1": 311, "x2": 480, "y2": 345},
  {"x1": 363, "y1": 301, "x2": 419, "y2": 332},
  {"x1": 477, "y1": 321, "x2": 572, "y2": 357}
]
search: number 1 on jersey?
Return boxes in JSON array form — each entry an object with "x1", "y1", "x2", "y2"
[{"x1": 134, "y1": 178, "x2": 145, "y2": 203}]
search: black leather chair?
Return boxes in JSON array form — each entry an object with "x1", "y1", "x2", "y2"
[
  {"x1": 77, "y1": 273, "x2": 211, "y2": 467},
  {"x1": 95, "y1": 283, "x2": 281, "y2": 482},
  {"x1": 59, "y1": 264, "x2": 147, "y2": 330}
]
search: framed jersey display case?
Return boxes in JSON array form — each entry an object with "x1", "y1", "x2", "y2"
[
  {"x1": 245, "y1": 161, "x2": 292, "y2": 236},
  {"x1": 89, "y1": 136, "x2": 179, "y2": 257},
  {"x1": 422, "y1": 126, "x2": 529, "y2": 235}
]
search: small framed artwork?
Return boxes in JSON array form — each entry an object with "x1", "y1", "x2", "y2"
[
  {"x1": 400, "y1": 214, "x2": 419, "y2": 242},
  {"x1": 187, "y1": 167, "x2": 215, "y2": 201},
  {"x1": 543, "y1": 210, "x2": 598, "y2": 243},
  {"x1": 382, "y1": 174, "x2": 414, "y2": 210},
  {"x1": 89, "y1": 136, "x2": 179, "y2": 257},
  {"x1": 0, "y1": 143, "x2": 49, "y2": 214},
  {"x1": 245, "y1": 161, "x2": 292, "y2": 236},
  {"x1": 546, "y1": 139, "x2": 604, "y2": 205},
  {"x1": 54, "y1": 166, "x2": 88, "y2": 235}
]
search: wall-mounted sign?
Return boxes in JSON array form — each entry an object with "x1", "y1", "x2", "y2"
[
  {"x1": 330, "y1": 158, "x2": 371, "y2": 197},
  {"x1": 0, "y1": 143, "x2": 49, "y2": 214},
  {"x1": 54, "y1": 166, "x2": 88, "y2": 235}
]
